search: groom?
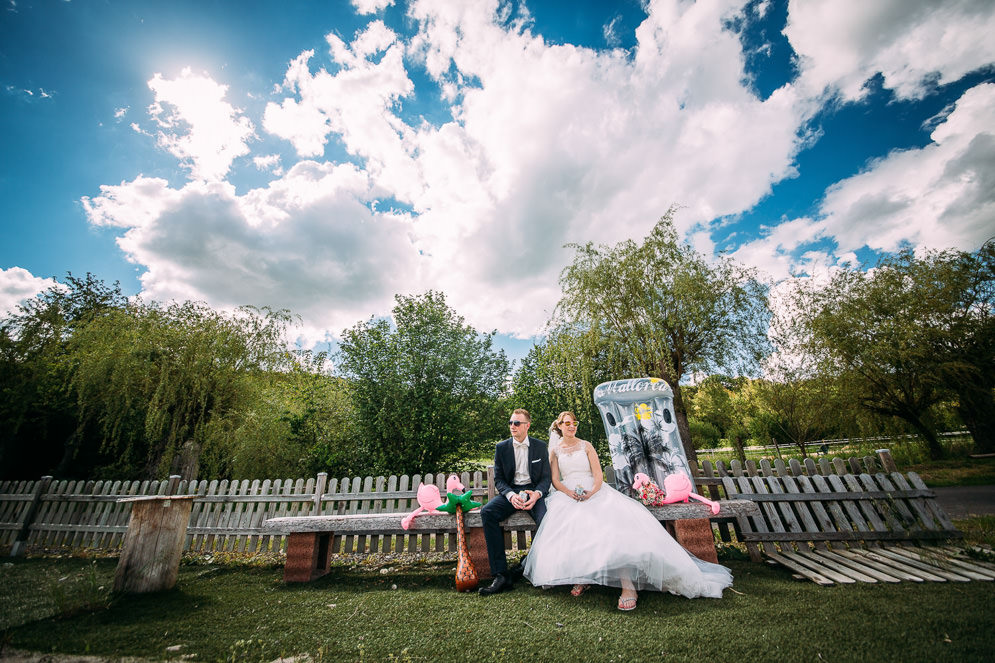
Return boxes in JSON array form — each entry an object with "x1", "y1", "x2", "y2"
[{"x1": 478, "y1": 408, "x2": 552, "y2": 596}]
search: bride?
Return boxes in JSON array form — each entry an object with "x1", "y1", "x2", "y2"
[{"x1": 522, "y1": 411, "x2": 733, "y2": 610}]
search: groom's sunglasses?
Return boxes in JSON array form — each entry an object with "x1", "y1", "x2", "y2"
[{"x1": 508, "y1": 420, "x2": 527, "y2": 426}]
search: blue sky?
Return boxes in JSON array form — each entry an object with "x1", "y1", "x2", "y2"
[{"x1": 2, "y1": 0, "x2": 993, "y2": 367}]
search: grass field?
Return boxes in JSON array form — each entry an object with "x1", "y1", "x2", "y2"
[{"x1": 1, "y1": 553, "x2": 993, "y2": 663}]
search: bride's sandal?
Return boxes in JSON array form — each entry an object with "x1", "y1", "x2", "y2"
[
  {"x1": 570, "y1": 584, "x2": 590, "y2": 597},
  {"x1": 617, "y1": 596, "x2": 637, "y2": 611}
]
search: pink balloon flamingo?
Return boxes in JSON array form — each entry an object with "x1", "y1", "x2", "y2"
[
  {"x1": 633, "y1": 472, "x2": 720, "y2": 515},
  {"x1": 401, "y1": 483, "x2": 444, "y2": 529}
]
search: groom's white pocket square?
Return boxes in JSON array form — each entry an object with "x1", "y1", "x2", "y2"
[{"x1": 531, "y1": 459, "x2": 540, "y2": 463}]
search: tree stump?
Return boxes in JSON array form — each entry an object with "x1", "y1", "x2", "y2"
[{"x1": 113, "y1": 495, "x2": 196, "y2": 593}]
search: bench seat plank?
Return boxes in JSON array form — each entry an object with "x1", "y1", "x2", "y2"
[{"x1": 262, "y1": 499, "x2": 760, "y2": 534}]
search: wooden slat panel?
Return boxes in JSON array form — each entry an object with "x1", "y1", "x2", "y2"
[
  {"x1": 404, "y1": 474, "x2": 419, "y2": 553},
  {"x1": 353, "y1": 476, "x2": 372, "y2": 553},
  {"x1": 898, "y1": 473, "x2": 955, "y2": 530},
  {"x1": 781, "y1": 476, "x2": 829, "y2": 551},
  {"x1": 343, "y1": 477, "x2": 360, "y2": 554},
  {"x1": 856, "y1": 548, "x2": 949, "y2": 582},
  {"x1": 750, "y1": 476, "x2": 790, "y2": 549},
  {"x1": 91, "y1": 480, "x2": 121, "y2": 549},
  {"x1": 869, "y1": 547, "x2": 971, "y2": 582},
  {"x1": 826, "y1": 474, "x2": 874, "y2": 543},
  {"x1": 765, "y1": 476, "x2": 807, "y2": 546},
  {"x1": 109, "y1": 481, "x2": 141, "y2": 549},
  {"x1": 703, "y1": 461, "x2": 731, "y2": 542},
  {"x1": 883, "y1": 546, "x2": 992, "y2": 581},
  {"x1": 857, "y1": 474, "x2": 907, "y2": 534},
  {"x1": 777, "y1": 550, "x2": 855, "y2": 584},
  {"x1": 245, "y1": 479, "x2": 270, "y2": 553},
  {"x1": 810, "y1": 549, "x2": 900, "y2": 583},
  {"x1": 834, "y1": 548, "x2": 925, "y2": 582},
  {"x1": 722, "y1": 476, "x2": 766, "y2": 559},
  {"x1": 842, "y1": 474, "x2": 889, "y2": 535},
  {"x1": 796, "y1": 549, "x2": 879, "y2": 583},
  {"x1": 741, "y1": 530, "x2": 959, "y2": 542},
  {"x1": 383, "y1": 474, "x2": 403, "y2": 553},
  {"x1": 809, "y1": 474, "x2": 856, "y2": 537},
  {"x1": 370, "y1": 475, "x2": 387, "y2": 553}
]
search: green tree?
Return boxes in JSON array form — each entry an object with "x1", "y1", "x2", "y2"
[
  {"x1": 68, "y1": 300, "x2": 295, "y2": 478},
  {"x1": 795, "y1": 243, "x2": 995, "y2": 458},
  {"x1": 0, "y1": 274, "x2": 126, "y2": 479},
  {"x1": 688, "y1": 375, "x2": 737, "y2": 439},
  {"x1": 925, "y1": 242, "x2": 995, "y2": 453},
  {"x1": 230, "y1": 351, "x2": 360, "y2": 479},
  {"x1": 510, "y1": 327, "x2": 614, "y2": 454},
  {"x1": 555, "y1": 208, "x2": 771, "y2": 462},
  {"x1": 336, "y1": 291, "x2": 509, "y2": 475}
]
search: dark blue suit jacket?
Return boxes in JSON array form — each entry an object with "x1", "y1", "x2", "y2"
[{"x1": 493, "y1": 436, "x2": 552, "y2": 498}]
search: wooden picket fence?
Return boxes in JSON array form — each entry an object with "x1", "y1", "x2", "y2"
[
  {"x1": 0, "y1": 449, "x2": 965, "y2": 567},
  {"x1": 0, "y1": 471, "x2": 493, "y2": 556}
]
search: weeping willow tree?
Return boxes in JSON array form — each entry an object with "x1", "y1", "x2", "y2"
[
  {"x1": 511, "y1": 326, "x2": 626, "y2": 455},
  {"x1": 67, "y1": 300, "x2": 295, "y2": 478},
  {"x1": 555, "y1": 208, "x2": 771, "y2": 463}
]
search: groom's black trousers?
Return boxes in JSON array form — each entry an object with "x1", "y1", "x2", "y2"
[{"x1": 479, "y1": 483, "x2": 547, "y2": 576}]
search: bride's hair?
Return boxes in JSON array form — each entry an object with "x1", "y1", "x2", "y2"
[{"x1": 548, "y1": 410, "x2": 577, "y2": 448}]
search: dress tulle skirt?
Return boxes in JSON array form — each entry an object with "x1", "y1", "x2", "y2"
[{"x1": 522, "y1": 482, "x2": 733, "y2": 599}]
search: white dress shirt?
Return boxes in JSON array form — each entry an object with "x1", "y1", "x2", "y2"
[{"x1": 506, "y1": 437, "x2": 531, "y2": 500}]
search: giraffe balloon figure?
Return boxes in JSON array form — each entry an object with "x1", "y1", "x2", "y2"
[{"x1": 436, "y1": 474, "x2": 483, "y2": 592}]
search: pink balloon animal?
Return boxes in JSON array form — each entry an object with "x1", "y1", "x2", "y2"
[
  {"x1": 632, "y1": 472, "x2": 720, "y2": 515},
  {"x1": 446, "y1": 474, "x2": 464, "y2": 493},
  {"x1": 400, "y1": 475, "x2": 469, "y2": 530},
  {"x1": 401, "y1": 483, "x2": 444, "y2": 530}
]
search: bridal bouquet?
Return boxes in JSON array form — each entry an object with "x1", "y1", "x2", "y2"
[{"x1": 634, "y1": 479, "x2": 666, "y2": 506}]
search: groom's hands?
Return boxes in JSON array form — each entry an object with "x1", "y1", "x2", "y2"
[{"x1": 510, "y1": 490, "x2": 540, "y2": 510}]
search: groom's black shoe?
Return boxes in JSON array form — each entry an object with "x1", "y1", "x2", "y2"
[
  {"x1": 507, "y1": 560, "x2": 525, "y2": 580},
  {"x1": 478, "y1": 573, "x2": 514, "y2": 596}
]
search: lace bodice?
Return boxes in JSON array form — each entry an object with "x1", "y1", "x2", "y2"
[{"x1": 554, "y1": 443, "x2": 595, "y2": 491}]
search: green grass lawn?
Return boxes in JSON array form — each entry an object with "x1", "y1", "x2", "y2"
[{"x1": 2, "y1": 554, "x2": 993, "y2": 663}]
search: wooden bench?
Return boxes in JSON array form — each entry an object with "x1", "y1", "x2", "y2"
[
  {"x1": 711, "y1": 457, "x2": 995, "y2": 585},
  {"x1": 263, "y1": 499, "x2": 760, "y2": 582}
]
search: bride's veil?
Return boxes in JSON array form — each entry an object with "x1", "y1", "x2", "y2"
[{"x1": 548, "y1": 422, "x2": 563, "y2": 451}]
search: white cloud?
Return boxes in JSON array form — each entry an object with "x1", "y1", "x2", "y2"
[
  {"x1": 147, "y1": 68, "x2": 255, "y2": 181},
  {"x1": 114, "y1": 106, "x2": 128, "y2": 119},
  {"x1": 352, "y1": 0, "x2": 393, "y2": 15},
  {"x1": 84, "y1": 0, "x2": 995, "y2": 346},
  {"x1": 730, "y1": 82, "x2": 995, "y2": 279},
  {"x1": 815, "y1": 82, "x2": 995, "y2": 254},
  {"x1": 253, "y1": 153, "x2": 283, "y2": 175},
  {"x1": 786, "y1": 0, "x2": 995, "y2": 100},
  {"x1": 82, "y1": 164, "x2": 420, "y2": 343},
  {"x1": 0, "y1": 267, "x2": 61, "y2": 316}
]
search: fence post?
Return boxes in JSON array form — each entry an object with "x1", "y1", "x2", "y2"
[
  {"x1": 166, "y1": 475, "x2": 181, "y2": 496},
  {"x1": 876, "y1": 449, "x2": 898, "y2": 473},
  {"x1": 314, "y1": 473, "x2": 328, "y2": 514},
  {"x1": 10, "y1": 475, "x2": 52, "y2": 557},
  {"x1": 486, "y1": 465, "x2": 495, "y2": 500}
]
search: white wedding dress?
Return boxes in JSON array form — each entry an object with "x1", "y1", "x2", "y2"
[{"x1": 523, "y1": 443, "x2": 733, "y2": 598}]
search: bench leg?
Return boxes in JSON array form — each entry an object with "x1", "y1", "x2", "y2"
[
  {"x1": 284, "y1": 532, "x2": 332, "y2": 582},
  {"x1": 672, "y1": 518, "x2": 719, "y2": 564}
]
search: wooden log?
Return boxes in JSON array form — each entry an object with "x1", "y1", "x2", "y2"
[{"x1": 113, "y1": 496, "x2": 196, "y2": 593}]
